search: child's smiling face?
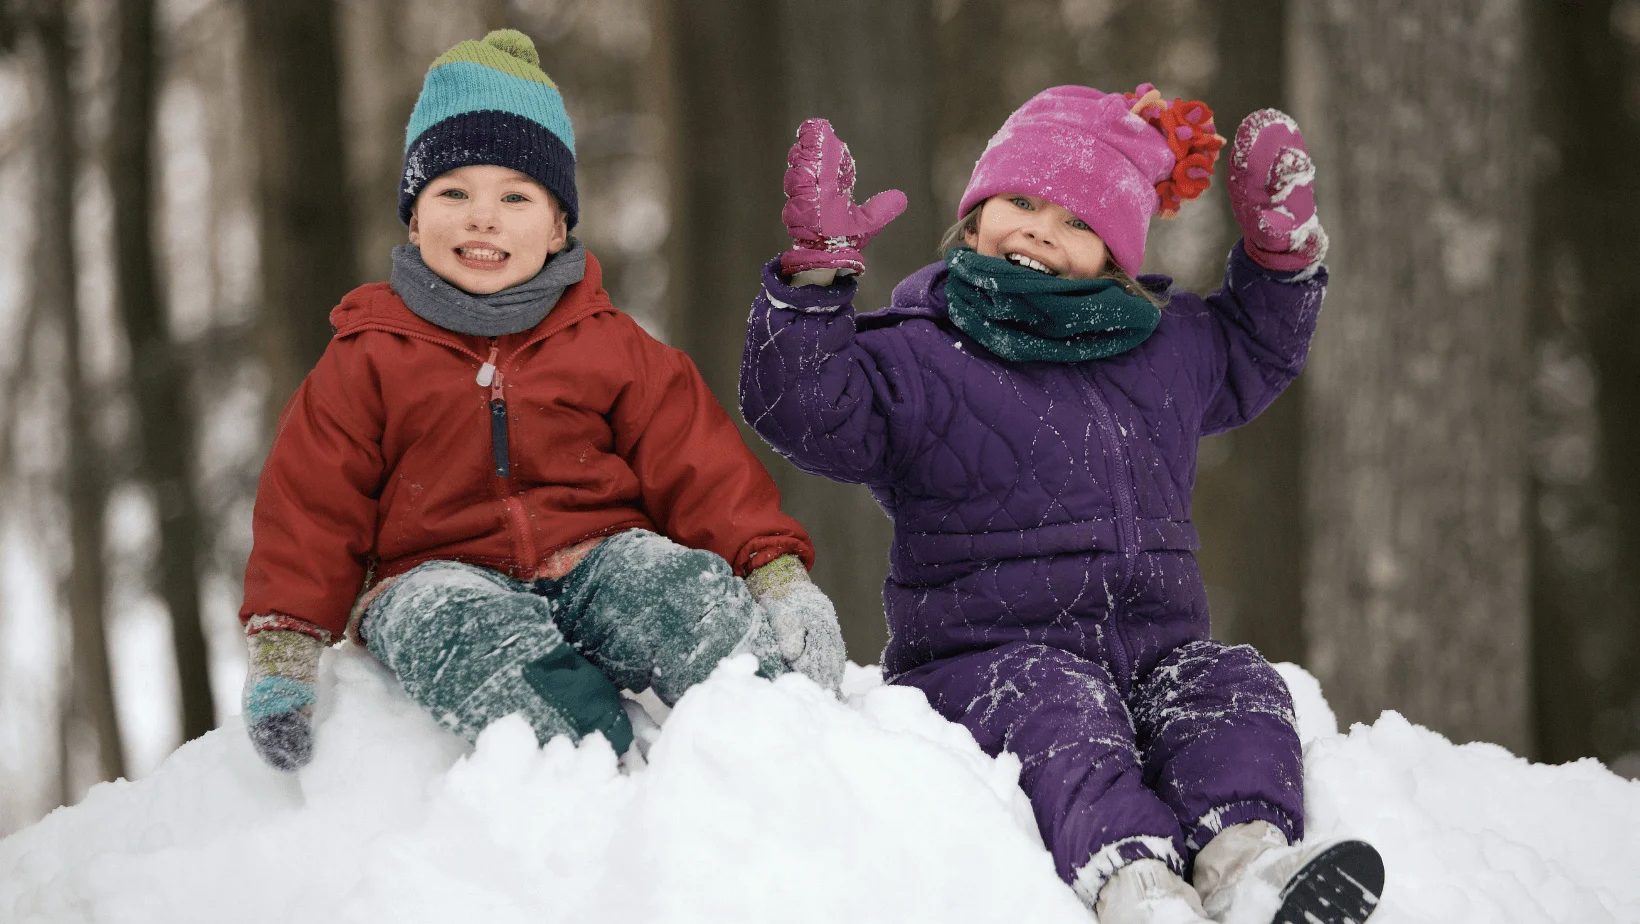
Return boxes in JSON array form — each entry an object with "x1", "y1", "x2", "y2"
[
  {"x1": 409, "y1": 164, "x2": 568, "y2": 295},
  {"x1": 963, "y1": 194, "x2": 1109, "y2": 280}
]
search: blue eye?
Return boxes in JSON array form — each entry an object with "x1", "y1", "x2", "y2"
[
  {"x1": 438, "y1": 189, "x2": 467, "y2": 200},
  {"x1": 1068, "y1": 218, "x2": 1091, "y2": 231},
  {"x1": 1010, "y1": 197, "x2": 1033, "y2": 210},
  {"x1": 502, "y1": 193, "x2": 528, "y2": 203}
]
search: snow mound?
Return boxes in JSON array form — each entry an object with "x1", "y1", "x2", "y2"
[{"x1": 2, "y1": 651, "x2": 1637, "y2": 924}]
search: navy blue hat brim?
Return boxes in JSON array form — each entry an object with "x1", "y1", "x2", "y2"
[{"x1": 399, "y1": 110, "x2": 579, "y2": 229}]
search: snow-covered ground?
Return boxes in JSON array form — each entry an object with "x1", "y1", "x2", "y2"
[{"x1": 2, "y1": 649, "x2": 1637, "y2": 924}]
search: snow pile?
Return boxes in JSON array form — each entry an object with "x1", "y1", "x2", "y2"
[{"x1": 3, "y1": 650, "x2": 1639, "y2": 924}]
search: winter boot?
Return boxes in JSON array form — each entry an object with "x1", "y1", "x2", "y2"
[
  {"x1": 1095, "y1": 859, "x2": 1215, "y2": 924},
  {"x1": 1192, "y1": 821, "x2": 1383, "y2": 924}
]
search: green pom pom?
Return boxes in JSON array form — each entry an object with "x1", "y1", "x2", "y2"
[{"x1": 483, "y1": 29, "x2": 539, "y2": 68}]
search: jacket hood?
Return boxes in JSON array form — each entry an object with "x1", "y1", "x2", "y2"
[{"x1": 329, "y1": 248, "x2": 616, "y2": 340}]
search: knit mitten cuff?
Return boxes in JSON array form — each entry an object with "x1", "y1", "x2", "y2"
[
  {"x1": 246, "y1": 613, "x2": 332, "y2": 644},
  {"x1": 746, "y1": 553, "x2": 807, "y2": 600}
]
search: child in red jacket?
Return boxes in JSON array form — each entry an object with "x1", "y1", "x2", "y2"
[{"x1": 239, "y1": 30, "x2": 843, "y2": 771}]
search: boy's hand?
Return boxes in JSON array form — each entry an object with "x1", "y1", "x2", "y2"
[
  {"x1": 1229, "y1": 109, "x2": 1328, "y2": 273},
  {"x1": 242, "y1": 616, "x2": 327, "y2": 771},
  {"x1": 746, "y1": 555, "x2": 846, "y2": 694},
  {"x1": 781, "y1": 118, "x2": 907, "y2": 278}
]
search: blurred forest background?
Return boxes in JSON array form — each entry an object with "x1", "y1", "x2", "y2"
[{"x1": 0, "y1": 0, "x2": 1636, "y2": 836}]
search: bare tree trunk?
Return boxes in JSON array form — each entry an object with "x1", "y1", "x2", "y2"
[
  {"x1": 1191, "y1": 0, "x2": 1305, "y2": 663},
  {"x1": 111, "y1": 0, "x2": 216, "y2": 744},
  {"x1": 665, "y1": 0, "x2": 786, "y2": 403},
  {"x1": 1528, "y1": 0, "x2": 1640, "y2": 770},
  {"x1": 666, "y1": 1, "x2": 942, "y2": 663},
  {"x1": 32, "y1": 0, "x2": 126, "y2": 785},
  {"x1": 341, "y1": 0, "x2": 422, "y2": 285},
  {"x1": 769, "y1": 0, "x2": 937, "y2": 661},
  {"x1": 243, "y1": 0, "x2": 357, "y2": 411},
  {"x1": 1293, "y1": 1, "x2": 1533, "y2": 751}
]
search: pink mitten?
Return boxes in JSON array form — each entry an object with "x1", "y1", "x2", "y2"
[
  {"x1": 1229, "y1": 109, "x2": 1328, "y2": 273},
  {"x1": 781, "y1": 118, "x2": 907, "y2": 277}
]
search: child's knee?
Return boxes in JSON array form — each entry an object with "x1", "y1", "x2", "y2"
[
  {"x1": 1132, "y1": 641, "x2": 1297, "y2": 744},
  {"x1": 367, "y1": 560, "x2": 519, "y2": 637},
  {"x1": 587, "y1": 531, "x2": 774, "y2": 701},
  {"x1": 600, "y1": 530, "x2": 738, "y2": 592},
  {"x1": 592, "y1": 532, "x2": 749, "y2": 630},
  {"x1": 364, "y1": 561, "x2": 557, "y2": 698},
  {"x1": 1143, "y1": 641, "x2": 1290, "y2": 705}
]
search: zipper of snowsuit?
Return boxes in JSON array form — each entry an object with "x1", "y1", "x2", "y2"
[
  {"x1": 477, "y1": 341, "x2": 508, "y2": 477},
  {"x1": 1073, "y1": 367, "x2": 1139, "y2": 691}
]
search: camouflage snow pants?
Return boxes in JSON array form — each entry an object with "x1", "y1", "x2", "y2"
[{"x1": 361, "y1": 529, "x2": 786, "y2": 754}]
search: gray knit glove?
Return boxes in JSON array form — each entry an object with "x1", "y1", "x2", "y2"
[
  {"x1": 242, "y1": 616, "x2": 327, "y2": 771},
  {"x1": 746, "y1": 555, "x2": 846, "y2": 693}
]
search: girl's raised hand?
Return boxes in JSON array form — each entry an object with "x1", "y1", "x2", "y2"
[
  {"x1": 1229, "y1": 109, "x2": 1329, "y2": 273},
  {"x1": 780, "y1": 118, "x2": 907, "y2": 278}
]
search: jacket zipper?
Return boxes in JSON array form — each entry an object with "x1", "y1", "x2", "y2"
[
  {"x1": 478, "y1": 341, "x2": 537, "y2": 573},
  {"x1": 1074, "y1": 368, "x2": 1138, "y2": 689},
  {"x1": 340, "y1": 320, "x2": 562, "y2": 577},
  {"x1": 477, "y1": 342, "x2": 509, "y2": 477}
]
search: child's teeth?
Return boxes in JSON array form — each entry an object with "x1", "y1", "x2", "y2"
[
  {"x1": 462, "y1": 248, "x2": 504, "y2": 260},
  {"x1": 1007, "y1": 253, "x2": 1053, "y2": 275}
]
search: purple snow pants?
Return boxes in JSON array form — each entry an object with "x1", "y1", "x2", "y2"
[{"x1": 890, "y1": 550, "x2": 1304, "y2": 894}]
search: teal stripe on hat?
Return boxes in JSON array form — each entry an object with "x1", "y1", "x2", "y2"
[{"x1": 405, "y1": 61, "x2": 575, "y2": 154}]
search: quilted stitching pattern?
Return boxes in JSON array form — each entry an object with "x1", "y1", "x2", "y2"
[{"x1": 740, "y1": 247, "x2": 1324, "y2": 674}]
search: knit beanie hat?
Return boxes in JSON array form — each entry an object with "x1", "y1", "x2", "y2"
[
  {"x1": 399, "y1": 29, "x2": 578, "y2": 229},
  {"x1": 957, "y1": 84, "x2": 1222, "y2": 276}
]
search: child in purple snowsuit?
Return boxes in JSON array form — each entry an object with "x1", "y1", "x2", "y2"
[{"x1": 741, "y1": 87, "x2": 1382, "y2": 924}]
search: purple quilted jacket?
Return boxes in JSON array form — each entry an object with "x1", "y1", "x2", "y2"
[
  {"x1": 741, "y1": 242, "x2": 1325, "y2": 887},
  {"x1": 742, "y1": 244, "x2": 1324, "y2": 678}
]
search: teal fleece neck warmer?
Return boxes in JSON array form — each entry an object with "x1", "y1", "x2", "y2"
[{"x1": 942, "y1": 247, "x2": 1162, "y2": 363}]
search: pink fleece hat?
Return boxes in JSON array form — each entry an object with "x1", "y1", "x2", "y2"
[{"x1": 958, "y1": 85, "x2": 1176, "y2": 277}]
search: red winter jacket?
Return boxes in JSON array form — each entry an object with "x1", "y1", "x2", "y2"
[{"x1": 240, "y1": 251, "x2": 811, "y2": 639}]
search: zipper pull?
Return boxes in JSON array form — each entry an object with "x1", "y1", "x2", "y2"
[
  {"x1": 476, "y1": 344, "x2": 499, "y2": 387},
  {"x1": 489, "y1": 368, "x2": 510, "y2": 478}
]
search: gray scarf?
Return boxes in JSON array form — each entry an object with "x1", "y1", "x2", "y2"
[{"x1": 390, "y1": 238, "x2": 588, "y2": 337}]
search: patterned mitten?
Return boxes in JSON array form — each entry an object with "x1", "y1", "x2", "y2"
[
  {"x1": 780, "y1": 118, "x2": 907, "y2": 277},
  {"x1": 242, "y1": 615, "x2": 327, "y2": 771},
  {"x1": 745, "y1": 555, "x2": 846, "y2": 693},
  {"x1": 1228, "y1": 108, "x2": 1328, "y2": 273}
]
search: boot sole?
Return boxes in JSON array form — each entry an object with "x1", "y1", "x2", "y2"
[{"x1": 1272, "y1": 839, "x2": 1384, "y2": 924}]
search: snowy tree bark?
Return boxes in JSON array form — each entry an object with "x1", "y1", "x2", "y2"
[
  {"x1": 243, "y1": 0, "x2": 356, "y2": 409},
  {"x1": 30, "y1": 0, "x2": 127, "y2": 786},
  {"x1": 112, "y1": 0, "x2": 216, "y2": 744},
  {"x1": 1528, "y1": 0, "x2": 1640, "y2": 770},
  {"x1": 1292, "y1": 1, "x2": 1533, "y2": 751}
]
